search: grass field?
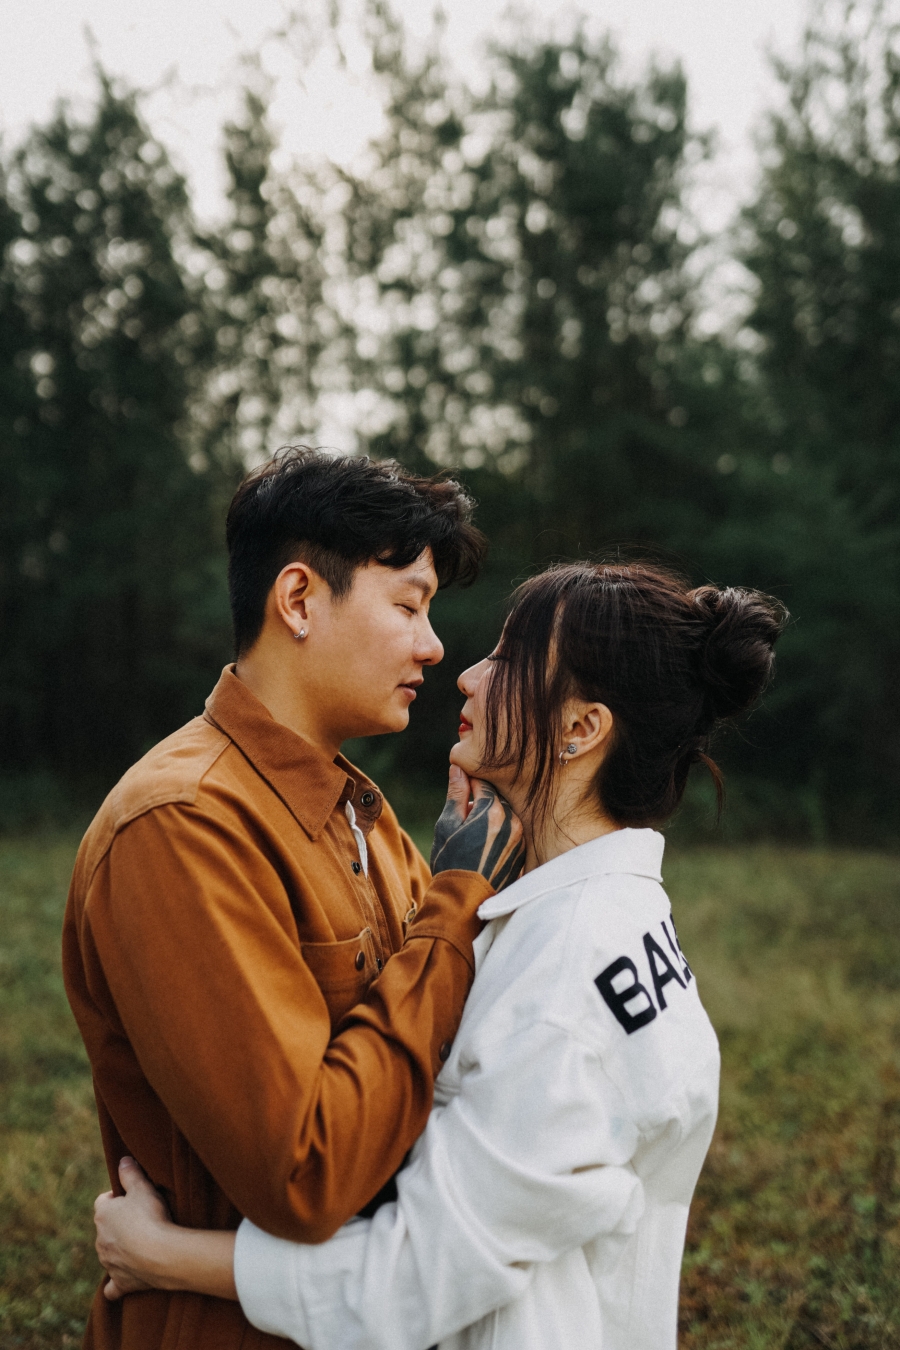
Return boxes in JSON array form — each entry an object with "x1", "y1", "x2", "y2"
[{"x1": 1, "y1": 833, "x2": 899, "y2": 1348}]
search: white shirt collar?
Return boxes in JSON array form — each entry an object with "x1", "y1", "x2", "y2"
[{"x1": 478, "y1": 827, "x2": 665, "y2": 921}]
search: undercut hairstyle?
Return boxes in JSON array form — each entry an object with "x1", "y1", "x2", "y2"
[
  {"x1": 226, "y1": 447, "x2": 487, "y2": 654},
  {"x1": 482, "y1": 561, "x2": 788, "y2": 829}
]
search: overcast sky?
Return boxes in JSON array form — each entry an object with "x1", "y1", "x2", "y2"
[{"x1": 2, "y1": 0, "x2": 812, "y2": 236}]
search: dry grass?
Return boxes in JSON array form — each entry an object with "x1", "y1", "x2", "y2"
[
  {"x1": 1, "y1": 834, "x2": 898, "y2": 1348},
  {"x1": 0, "y1": 835, "x2": 108, "y2": 1347},
  {"x1": 669, "y1": 848, "x2": 900, "y2": 1349}
]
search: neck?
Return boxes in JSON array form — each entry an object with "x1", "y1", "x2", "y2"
[
  {"x1": 518, "y1": 771, "x2": 620, "y2": 873},
  {"x1": 235, "y1": 644, "x2": 341, "y2": 760}
]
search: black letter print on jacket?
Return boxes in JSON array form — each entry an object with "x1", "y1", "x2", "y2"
[
  {"x1": 594, "y1": 957, "x2": 658, "y2": 1034},
  {"x1": 594, "y1": 917, "x2": 694, "y2": 1034},
  {"x1": 642, "y1": 932, "x2": 686, "y2": 1010}
]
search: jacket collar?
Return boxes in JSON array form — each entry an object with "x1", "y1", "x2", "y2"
[
  {"x1": 204, "y1": 666, "x2": 382, "y2": 839},
  {"x1": 478, "y1": 827, "x2": 665, "y2": 921}
]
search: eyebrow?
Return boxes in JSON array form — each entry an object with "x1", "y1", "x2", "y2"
[{"x1": 403, "y1": 576, "x2": 436, "y2": 598}]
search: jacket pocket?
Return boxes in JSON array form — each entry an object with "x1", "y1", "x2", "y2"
[{"x1": 300, "y1": 927, "x2": 378, "y2": 1031}]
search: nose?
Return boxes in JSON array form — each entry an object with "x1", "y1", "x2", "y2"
[
  {"x1": 457, "y1": 657, "x2": 490, "y2": 696},
  {"x1": 417, "y1": 616, "x2": 444, "y2": 667}
]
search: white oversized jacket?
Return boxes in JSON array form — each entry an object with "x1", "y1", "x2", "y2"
[{"x1": 234, "y1": 828, "x2": 720, "y2": 1350}]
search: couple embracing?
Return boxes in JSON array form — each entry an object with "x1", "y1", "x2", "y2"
[{"x1": 65, "y1": 448, "x2": 784, "y2": 1350}]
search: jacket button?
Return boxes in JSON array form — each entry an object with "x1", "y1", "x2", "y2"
[
  {"x1": 351, "y1": 861, "x2": 362, "y2": 875},
  {"x1": 438, "y1": 1041, "x2": 452, "y2": 1062},
  {"x1": 355, "y1": 950, "x2": 366, "y2": 971},
  {"x1": 360, "y1": 790, "x2": 375, "y2": 807}
]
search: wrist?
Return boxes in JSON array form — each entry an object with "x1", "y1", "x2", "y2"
[
  {"x1": 147, "y1": 1225, "x2": 239, "y2": 1301},
  {"x1": 407, "y1": 870, "x2": 492, "y2": 971},
  {"x1": 415, "y1": 870, "x2": 493, "y2": 930},
  {"x1": 146, "y1": 1222, "x2": 196, "y2": 1292}
]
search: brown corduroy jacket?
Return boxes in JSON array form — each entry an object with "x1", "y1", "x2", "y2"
[{"x1": 63, "y1": 666, "x2": 492, "y2": 1350}]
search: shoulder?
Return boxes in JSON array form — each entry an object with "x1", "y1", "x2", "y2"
[
  {"x1": 566, "y1": 873, "x2": 719, "y2": 1115},
  {"x1": 507, "y1": 867, "x2": 683, "y2": 975},
  {"x1": 473, "y1": 869, "x2": 718, "y2": 1106},
  {"x1": 74, "y1": 715, "x2": 233, "y2": 886}
]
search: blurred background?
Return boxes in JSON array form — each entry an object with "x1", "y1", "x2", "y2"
[
  {"x1": 1, "y1": 0, "x2": 897, "y2": 842},
  {"x1": 2, "y1": 4, "x2": 900, "y2": 1346}
]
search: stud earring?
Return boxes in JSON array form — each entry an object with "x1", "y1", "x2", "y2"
[
  {"x1": 294, "y1": 628, "x2": 307, "y2": 641},
  {"x1": 559, "y1": 742, "x2": 578, "y2": 764}
]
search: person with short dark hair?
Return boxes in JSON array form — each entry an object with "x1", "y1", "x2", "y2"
[
  {"x1": 226, "y1": 449, "x2": 485, "y2": 654},
  {"x1": 92, "y1": 560, "x2": 787, "y2": 1350},
  {"x1": 64, "y1": 448, "x2": 525, "y2": 1350}
]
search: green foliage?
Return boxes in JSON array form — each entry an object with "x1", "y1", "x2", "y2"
[
  {"x1": 341, "y1": 15, "x2": 719, "y2": 520},
  {"x1": 336, "y1": 17, "x2": 778, "y2": 796},
  {"x1": 0, "y1": 4, "x2": 898, "y2": 839},
  {"x1": 0, "y1": 75, "x2": 232, "y2": 786},
  {"x1": 340, "y1": 5, "x2": 900, "y2": 840},
  {"x1": 196, "y1": 77, "x2": 331, "y2": 468},
  {"x1": 738, "y1": 0, "x2": 900, "y2": 837},
  {"x1": 3, "y1": 833, "x2": 900, "y2": 1347}
]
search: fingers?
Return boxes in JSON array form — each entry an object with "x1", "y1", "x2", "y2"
[
  {"x1": 481, "y1": 807, "x2": 516, "y2": 878},
  {"x1": 471, "y1": 778, "x2": 525, "y2": 889},
  {"x1": 431, "y1": 765, "x2": 474, "y2": 870},
  {"x1": 431, "y1": 772, "x2": 525, "y2": 886},
  {"x1": 117, "y1": 1156, "x2": 151, "y2": 1194},
  {"x1": 469, "y1": 776, "x2": 496, "y2": 805},
  {"x1": 490, "y1": 839, "x2": 526, "y2": 889},
  {"x1": 445, "y1": 763, "x2": 472, "y2": 819},
  {"x1": 94, "y1": 1190, "x2": 114, "y2": 1215}
]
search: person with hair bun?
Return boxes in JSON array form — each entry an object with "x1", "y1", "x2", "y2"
[{"x1": 93, "y1": 561, "x2": 786, "y2": 1350}]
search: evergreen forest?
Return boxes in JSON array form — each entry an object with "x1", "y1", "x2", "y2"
[{"x1": 1, "y1": 2, "x2": 899, "y2": 843}]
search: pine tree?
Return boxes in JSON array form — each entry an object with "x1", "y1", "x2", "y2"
[
  {"x1": 1, "y1": 74, "x2": 230, "y2": 786},
  {"x1": 197, "y1": 81, "x2": 332, "y2": 469},
  {"x1": 334, "y1": 12, "x2": 760, "y2": 792},
  {"x1": 0, "y1": 167, "x2": 43, "y2": 779},
  {"x1": 740, "y1": 0, "x2": 900, "y2": 836}
]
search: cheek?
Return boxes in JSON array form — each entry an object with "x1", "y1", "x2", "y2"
[
  {"x1": 332, "y1": 608, "x2": 406, "y2": 678},
  {"x1": 473, "y1": 674, "x2": 503, "y2": 740}
]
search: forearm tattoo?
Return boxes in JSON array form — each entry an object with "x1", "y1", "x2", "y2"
[{"x1": 431, "y1": 781, "x2": 525, "y2": 890}]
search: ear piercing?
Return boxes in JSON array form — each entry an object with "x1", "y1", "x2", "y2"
[
  {"x1": 559, "y1": 743, "x2": 577, "y2": 764},
  {"x1": 294, "y1": 628, "x2": 307, "y2": 641}
]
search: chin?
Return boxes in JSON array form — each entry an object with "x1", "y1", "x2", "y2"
[
  {"x1": 449, "y1": 742, "x2": 485, "y2": 778},
  {"x1": 352, "y1": 707, "x2": 410, "y2": 739}
]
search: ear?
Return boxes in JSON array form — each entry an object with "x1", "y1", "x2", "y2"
[
  {"x1": 270, "y1": 562, "x2": 315, "y2": 639},
  {"x1": 563, "y1": 701, "x2": 614, "y2": 760}
]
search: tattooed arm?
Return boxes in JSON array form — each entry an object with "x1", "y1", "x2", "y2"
[{"x1": 431, "y1": 768, "x2": 525, "y2": 891}]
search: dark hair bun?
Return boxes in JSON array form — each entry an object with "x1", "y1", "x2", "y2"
[{"x1": 690, "y1": 585, "x2": 788, "y2": 720}]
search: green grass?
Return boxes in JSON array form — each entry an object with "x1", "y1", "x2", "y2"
[
  {"x1": 0, "y1": 835, "x2": 108, "y2": 1348},
  {"x1": 1, "y1": 834, "x2": 899, "y2": 1348},
  {"x1": 668, "y1": 848, "x2": 900, "y2": 1349}
]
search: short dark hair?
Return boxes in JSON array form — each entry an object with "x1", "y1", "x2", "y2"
[
  {"x1": 482, "y1": 561, "x2": 788, "y2": 829},
  {"x1": 226, "y1": 448, "x2": 487, "y2": 654}
]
